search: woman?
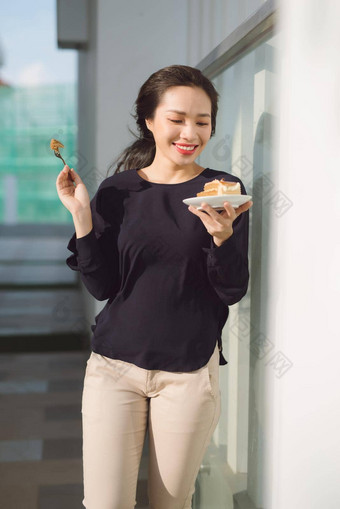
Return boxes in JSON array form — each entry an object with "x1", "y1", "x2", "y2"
[{"x1": 56, "y1": 64, "x2": 253, "y2": 509}]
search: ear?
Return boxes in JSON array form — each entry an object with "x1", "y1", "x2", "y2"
[{"x1": 145, "y1": 118, "x2": 153, "y2": 132}]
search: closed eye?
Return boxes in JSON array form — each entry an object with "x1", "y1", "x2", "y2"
[{"x1": 169, "y1": 120, "x2": 209, "y2": 126}]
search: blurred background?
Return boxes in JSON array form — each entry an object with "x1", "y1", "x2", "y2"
[
  {"x1": 0, "y1": 1, "x2": 339, "y2": 508},
  {"x1": 0, "y1": 0, "x2": 77, "y2": 224}
]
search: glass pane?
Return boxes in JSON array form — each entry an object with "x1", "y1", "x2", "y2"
[
  {"x1": 193, "y1": 31, "x2": 280, "y2": 509},
  {"x1": 0, "y1": 83, "x2": 77, "y2": 224}
]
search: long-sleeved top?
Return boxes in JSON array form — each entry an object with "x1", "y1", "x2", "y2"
[{"x1": 65, "y1": 167, "x2": 250, "y2": 372}]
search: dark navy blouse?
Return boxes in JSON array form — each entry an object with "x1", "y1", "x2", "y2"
[{"x1": 66, "y1": 167, "x2": 250, "y2": 372}]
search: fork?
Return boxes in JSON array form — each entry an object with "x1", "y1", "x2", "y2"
[{"x1": 53, "y1": 150, "x2": 67, "y2": 166}]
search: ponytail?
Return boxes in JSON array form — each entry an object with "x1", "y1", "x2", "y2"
[{"x1": 106, "y1": 131, "x2": 155, "y2": 177}]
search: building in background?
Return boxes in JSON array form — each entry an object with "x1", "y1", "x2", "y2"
[{"x1": 0, "y1": 82, "x2": 77, "y2": 223}]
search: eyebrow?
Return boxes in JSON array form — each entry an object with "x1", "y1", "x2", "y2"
[{"x1": 165, "y1": 109, "x2": 211, "y2": 118}]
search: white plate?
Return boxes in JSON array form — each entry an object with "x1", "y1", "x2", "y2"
[{"x1": 183, "y1": 194, "x2": 252, "y2": 211}]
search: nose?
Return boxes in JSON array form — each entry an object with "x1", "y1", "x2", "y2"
[{"x1": 179, "y1": 121, "x2": 198, "y2": 142}]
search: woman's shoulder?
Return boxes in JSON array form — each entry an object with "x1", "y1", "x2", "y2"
[
  {"x1": 98, "y1": 168, "x2": 137, "y2": 191},
  {"x1": 92, "y1": 170, "x2": 139, "y2": 221}
]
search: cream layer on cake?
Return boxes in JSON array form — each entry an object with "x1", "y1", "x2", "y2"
[{"x1": 196, "y1": 178, "x2": 241, "y2": 196}]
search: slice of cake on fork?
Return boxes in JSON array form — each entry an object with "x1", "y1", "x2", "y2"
[{"x1": 196, "y1": 178, "x2": 241, "y2": 196}]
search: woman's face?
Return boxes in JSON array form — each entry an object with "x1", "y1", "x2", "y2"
[{"x1": 146, "y1": 86, "x2": 212, "y2": 168}]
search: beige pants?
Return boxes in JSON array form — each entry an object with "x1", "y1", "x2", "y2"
[{"x1": 81, "y1": 341, "x2": 221, "y2": 509}]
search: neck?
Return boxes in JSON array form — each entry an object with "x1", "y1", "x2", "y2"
[{"x1": 138, "y1": 165, "x2": 205, "y2": 184}]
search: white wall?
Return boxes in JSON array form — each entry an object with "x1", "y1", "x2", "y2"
[{"x1": 269, "y1": 2, "x2": 340, "y2": 508}]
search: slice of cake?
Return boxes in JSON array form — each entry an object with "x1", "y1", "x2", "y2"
[
  {"x1": 196, "y1": 178, "x2": 241, "y2": 196},
  {"x1": 50, "y1": 139, "x2": 64, "y2": 151}
]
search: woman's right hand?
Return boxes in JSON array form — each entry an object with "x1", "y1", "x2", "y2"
[{"x1": 56, "y1": 165, "x2": 90, "y2": 215}]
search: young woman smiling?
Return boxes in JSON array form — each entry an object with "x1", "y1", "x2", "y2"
[{"x1": 56, "y1": 64, "x2": 252, "y2": 509}]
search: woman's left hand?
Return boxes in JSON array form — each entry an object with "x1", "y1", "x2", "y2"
[{"x1": 188, "y1": 200, "x2": 253, "y2": 247}]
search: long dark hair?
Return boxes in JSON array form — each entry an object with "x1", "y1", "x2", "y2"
[{"x1": 106, "y1": 65, "x2": 219, "y2": 177}]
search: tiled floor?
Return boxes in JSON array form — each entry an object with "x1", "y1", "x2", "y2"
[
  {"x1": 0, "y1": 350, "x2": 150, "y2": 508},
  {"x1": 0, "y1": 227, "x2": 88, "y2": 352},
  {"x1": 0, "y1": 289, "x2": 87, "y2": 336}
]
